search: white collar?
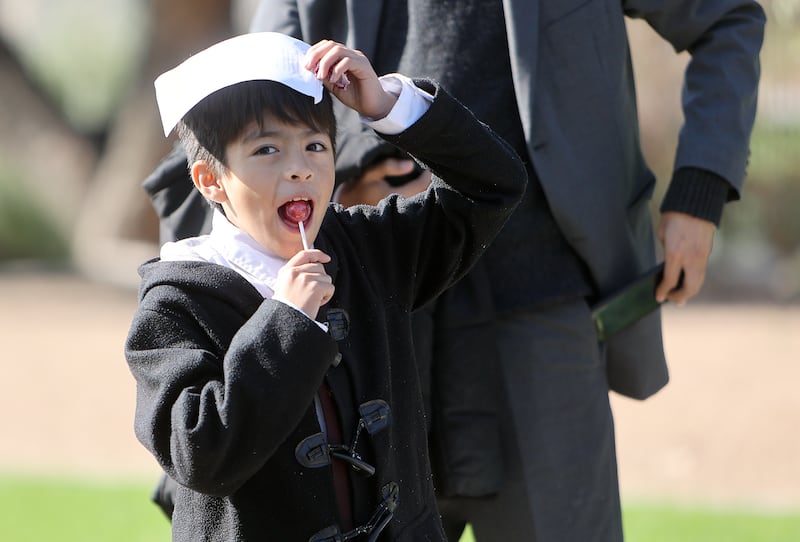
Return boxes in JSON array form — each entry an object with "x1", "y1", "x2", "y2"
[{"x1": 160, "y1": 209, "x2": 287, "y2": 298}]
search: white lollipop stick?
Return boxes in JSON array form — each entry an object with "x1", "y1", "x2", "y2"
[{"x1": 298, "y1": 220, "x2": 309, "y2": 250}]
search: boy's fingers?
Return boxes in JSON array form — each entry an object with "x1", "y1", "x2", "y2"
[
  {"x1": 307, "y1": 41, "x2": 352, "y2": 78},
  {"x1": 290, "y1": 248, "x2": 331, "y2": 265},
  {"x1": 306, "y1": 39, "x2": 394, "y2": 119},
  {"x1": 327, "y1": 55, "x2": 352, "y2": 81},
  {"x1": 304, "y1": 40, "x2": 337, "y2": 69},
  {"x1": 306, "y1": 40, "x2": 372, "y2": 87}
]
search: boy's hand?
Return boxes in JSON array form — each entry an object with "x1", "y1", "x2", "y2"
[
  {"x1": 305, "y1": 40, "x2": 397, "y2": 119},
  {"x1": 274, "y1": 249, "x2": 334, "y2": 320}
]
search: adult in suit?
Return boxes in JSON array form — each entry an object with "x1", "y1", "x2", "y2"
[{"x1": 146, "y1": 1, "x2": 765, "y2": 540}]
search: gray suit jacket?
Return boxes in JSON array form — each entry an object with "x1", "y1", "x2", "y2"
[{"x1": 252, "y1": 0, "x2": 765, "y2": 399}]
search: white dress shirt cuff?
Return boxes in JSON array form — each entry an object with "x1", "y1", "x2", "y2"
[{"x1": 362, "y1": 74, "x2": 434, "y2": 135}]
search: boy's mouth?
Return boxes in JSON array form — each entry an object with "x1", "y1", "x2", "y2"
[{"x1": 278, "y1": 198, "x2": 313, "y2": 229}]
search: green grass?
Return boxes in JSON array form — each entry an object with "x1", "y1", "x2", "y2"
[
  {"x1": 0, "y1": 474, "x2": 169, "y2": 542},
  {"x1": 621, "y1": 502, "x2": 800, "y2": 542},
  {"x1": 3, "y1": 475, "x2": 800, "y2": 541},
  {"x1": 459, "y1": 503, "x2": 800, "y2": 542}
]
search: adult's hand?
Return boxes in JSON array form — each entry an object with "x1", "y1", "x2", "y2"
[
  {"x1": 655, "y1": 211, "x2": 716, "y2": 305},
  {"x1": 334, "y1": 158, "x2": 431, "y2": 207}
]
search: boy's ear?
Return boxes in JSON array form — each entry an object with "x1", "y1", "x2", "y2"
[{"x1": 191, "y1": 161, "x2": 227, "y2": 203}]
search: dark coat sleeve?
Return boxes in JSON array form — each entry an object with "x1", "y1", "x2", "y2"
[
  {"x1": 625, "y1": 0, "x2": 765, "y2": 196},
  {"x1": 330, "y1": 80, "x2": 527, "y2": 311},
  {"x1": 125, "y1": 263, "x2": 339, "y2": 496}
]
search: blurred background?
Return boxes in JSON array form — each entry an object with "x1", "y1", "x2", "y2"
[{"x1": 0, "y1": 0, "x2": 798, "y2": 540}]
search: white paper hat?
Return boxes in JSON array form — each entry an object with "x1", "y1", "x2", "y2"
[{"x1": 154, "y1": 32, "x2": 324, "y2": 136}]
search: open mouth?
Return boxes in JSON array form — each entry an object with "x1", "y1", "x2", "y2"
[{"x1": 278, "y1": 197, "x2": 313, "y2": 230}]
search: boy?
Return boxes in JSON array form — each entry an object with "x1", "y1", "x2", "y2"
[{"x1": 125, "y1": 33, "x2": 525, "y2": 541}]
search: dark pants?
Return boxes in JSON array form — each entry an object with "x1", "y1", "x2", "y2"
[{"x1": 437, "y1": 299, "x2": 623, "y2": 542}]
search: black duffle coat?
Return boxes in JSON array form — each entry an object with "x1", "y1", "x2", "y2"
[{"x1": 125, "y1": 81, "x2": 526, "y2": 541}]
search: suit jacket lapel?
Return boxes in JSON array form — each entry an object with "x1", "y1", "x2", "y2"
[
  {"x1": 502, "y1": 0, "x2": 538, "y2": 144},
  {"x1": 344, "y1": 0, "x2": 538, "y2": 143}
]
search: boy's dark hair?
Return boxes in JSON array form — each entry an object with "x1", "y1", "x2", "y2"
[{"x1": 177, "y1": 80, "x2": 336, "y2": 179}]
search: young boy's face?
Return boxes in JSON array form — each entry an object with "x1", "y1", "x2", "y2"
[{"x1": 200, "y1": 113, "x2": 335, "y2": 259}]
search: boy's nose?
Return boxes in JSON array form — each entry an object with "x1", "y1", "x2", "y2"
[
  {"x1": 290, "y1": 170, "x2": 312, "y2": 181},
  {"x1": 286, "y1": 153, "x2": 313, "y2": 182}
]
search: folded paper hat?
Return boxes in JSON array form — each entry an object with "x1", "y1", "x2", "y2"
[{"x1": 154, "y1": 32, "x2": 324, "y2": 136}]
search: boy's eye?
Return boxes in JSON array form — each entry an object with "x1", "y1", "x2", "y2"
[
  {"x1": 307, "y1": 142, "x2": 327, "y2": 152},
  {"x1": 254, "y1": 145, "x2": 277, "y2": 156}
]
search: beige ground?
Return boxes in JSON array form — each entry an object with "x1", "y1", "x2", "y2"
[{"x1": 1, "y1": 269, "x2": 798, "y2": 510}]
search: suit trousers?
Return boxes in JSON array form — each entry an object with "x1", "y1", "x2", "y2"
[{"x1": 436, "y1": 298, "x2": 623, "y2": 542}]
